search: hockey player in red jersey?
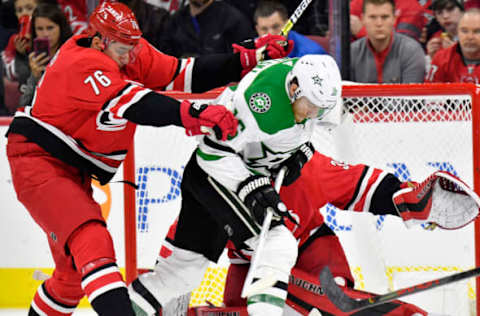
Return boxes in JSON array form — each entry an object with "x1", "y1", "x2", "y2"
[
  {"x1": 4, "y1": 2, "x2": 292, "y2": 315},
  {"x1": 177, "y1": 149, "x2": 479, "y2": 315}
]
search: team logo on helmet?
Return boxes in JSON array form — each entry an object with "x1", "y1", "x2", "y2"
[
  {"x1": 312, "y1": 74, "x2": 323, "y2": 87},
  {"x1": 249, "y1": 92, "x2": 271, "y2": 113}
]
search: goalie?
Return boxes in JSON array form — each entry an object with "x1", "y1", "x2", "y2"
[
  {"x1": 128, "y1": 55, "x2": 480, "y2": 316},
  {"x1": 161, "y1": 150, "x2": 479, "y2": 316},
  {"x1": 219, "y1": 152, "x2": 480, "y2": 316}
]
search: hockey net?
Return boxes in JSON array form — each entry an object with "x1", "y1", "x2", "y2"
[{"x1": 124, "y1": 83, "x2": 480, "y2": 315}]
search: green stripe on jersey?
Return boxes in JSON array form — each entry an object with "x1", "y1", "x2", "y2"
[
  {"x1": 196, "y1": 148, "x2": 224, "y2": 161},
  {"x1": 247, "y1": 293, "x2": 286, "y2": 308}
]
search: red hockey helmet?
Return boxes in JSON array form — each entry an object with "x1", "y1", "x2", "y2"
[{"x1": 88, "y1": 2, "x2": 142, "y2": 46}]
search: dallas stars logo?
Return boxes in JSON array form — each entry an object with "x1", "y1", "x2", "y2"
[
  {"x1": 249, "y1": 92, "x2": 271, "y2": 113},
  {"x1": 245, "y1": 142, "x2": 296, "y2": 170},
  {"x1": 312, "y1": 74, "x2": 323, "y2": 86}
]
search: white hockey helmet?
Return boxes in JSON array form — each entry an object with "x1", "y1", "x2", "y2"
[{"x1": 286, "y1": 54, "x2": 342, "y2": 122}]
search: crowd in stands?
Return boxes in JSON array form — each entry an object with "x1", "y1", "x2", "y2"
[{"x1": 1, "y1": 0, "x2": 480, "y2": 115}]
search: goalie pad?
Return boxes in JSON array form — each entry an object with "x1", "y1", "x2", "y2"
[{"x1": 393, "y1": 171, "x2": 480, "y2": 229}]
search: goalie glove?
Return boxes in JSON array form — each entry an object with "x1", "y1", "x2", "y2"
[
  {"x1": 237, "y1": 175, "x2": 291, "y2": 225},
  {"x1": 232, "y1": 34, "x2": 294, "y2": 77},
  {"x1": 271, "y1": 142, "x2": 315, "y2": 186},
  {"x1": 180, "y1": 100, "x2": 238, "y2": 141},
  {"x1": 393, "y1": 171, "x2": 480, "y2": 229}
]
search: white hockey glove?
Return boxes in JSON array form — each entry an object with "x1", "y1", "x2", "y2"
[
  {"x1": 237, "y1": 175, "x2": 292, "y2": 225},
  {"x1": 393, "y1": 171, "x2": 480, "y2": 229},
  {"x1": 271, "y1": 142, "x2": 315, "y2": 186}
]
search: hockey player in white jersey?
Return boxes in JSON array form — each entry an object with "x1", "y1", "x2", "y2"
[{"x1": 128, "y1": 54, "x2": 343, "y2": 316}]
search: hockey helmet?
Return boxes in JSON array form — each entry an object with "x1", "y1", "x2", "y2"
[
  {"x1": 286, "y1": 54, "x2": 342, "y2": 122},
  {"x1": 88, "y1": 2, "x2": 142, "y2": 46}
]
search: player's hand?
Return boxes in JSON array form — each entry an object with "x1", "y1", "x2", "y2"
[
  {"x1": 237, "y1": 175, "x2": 289, "y2": 224},
  {"x1": 271, "y1": 142, "x2": 315, "y2": 186},
  {"x1": 180, "y1": 100, "x2": 238, "y2": 141},
  {"x1": 233, "y1": 34, "x2": 294, "y2": 76}
]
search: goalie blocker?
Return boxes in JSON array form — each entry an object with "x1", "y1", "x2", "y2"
[{"x1": 393, "y1": 171, "x2": 480, "y2": 229}]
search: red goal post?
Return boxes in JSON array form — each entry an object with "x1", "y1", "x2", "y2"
[{"x1": 123, "y1": 83, "x2": 480, "y2": 314}]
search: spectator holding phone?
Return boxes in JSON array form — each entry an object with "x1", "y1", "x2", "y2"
[
  {"x1": 1, "y1": 0, "x2": 38, "y2": 81},
  {"x1": 17, "y1": 3, "x2": 72, "y2": 107}
]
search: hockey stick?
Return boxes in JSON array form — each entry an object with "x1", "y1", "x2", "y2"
[
  {"x1": 320, "y1": 265, "x2": 480, "y2": 312},
  {"x1": 241, "y1": 167, "x2": 287, "y2": 298},
  {"x1": 281, "y1": 0, "x2": 314, "y2": 37}
]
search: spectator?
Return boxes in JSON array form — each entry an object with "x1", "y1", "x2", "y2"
[
  {"x1": 1, "y1": 0, "x2": 38, "y2": 81},
  {"x1": 253, "y1": 0, "x2": 326, "y2": 57},
  {"x1": 350, "y1": 0, "x2": 426, "y2": 83},
  {"x1": 158, "y1": 0, "x2": 255, "y2": 57},
  {"x1": 0, "y1": 1, "x2": 18, "y2": 50},
  {"x1": 223, "y1": 0, "x2": 258, "y2": 27},
  {"x1": 350, "y1": 0, "x2": 427, "y2": 41},
  {"x1": 279, "y1": 0, "x2": 329, "y2": 36},
  {"x1": 16, "y1": 2, "x2": 72, "y2": 108},
  {"x1": 426, "y1": 8, "x2": 480, "y2": 83},
  {"x1": 425, "y1": 0, "x2": 464, "y2": 59}
]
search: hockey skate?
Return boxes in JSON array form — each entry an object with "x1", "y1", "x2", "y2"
[{"x1": 393, "y1": 171, "x2": 480, "y2": 229}]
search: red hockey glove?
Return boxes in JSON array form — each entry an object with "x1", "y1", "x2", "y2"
[
  {"x1": 180, "y1": 100, "x2": 238, "y2": 141},
  {"x1": 232, "y1": 34, "x2": 294, "y2": 77}
]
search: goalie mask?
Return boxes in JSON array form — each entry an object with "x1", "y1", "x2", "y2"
[{"x1": 286, "y1": 54, "x2": 343, "y2": 126}]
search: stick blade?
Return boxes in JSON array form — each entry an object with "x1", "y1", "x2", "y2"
[{"x1": 319, "y1": 266, "x2": 362, "y2": 313}]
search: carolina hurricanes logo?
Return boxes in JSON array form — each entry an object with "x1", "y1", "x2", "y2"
[{"x1": 96, "y1": 110, "x2": 128, "y2": 131}]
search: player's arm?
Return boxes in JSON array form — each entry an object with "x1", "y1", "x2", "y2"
[
  {"x1": 315, "y1": 152, "x2": 480, "y2": 230},
  {"x1": 111, "y1": 84, "x2": 237, "y2": 141},
  {"x1": 128, "y1": 36, "x2": 292, "y2": 93}
]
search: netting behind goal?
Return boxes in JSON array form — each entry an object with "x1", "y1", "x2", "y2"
[{"x1": 124, "y1": 83, "x2": 480, "y2": 315}]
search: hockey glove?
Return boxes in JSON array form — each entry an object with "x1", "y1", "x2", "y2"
[
  {"x1": 237, "y1": 175, "x2": 292, "y2": 225},
  {"x1": 180, "y1": 100, "x2": 238, "y2": 141},
  {"x1": 232, "y1": 34, "x2": 294, "y2": 77},
  {"x1": 271, "y1": 142, "x2": 315, "y2": 186},
  {"x1": 393, "y1": 171, "x2": 480, "y2": 229}
]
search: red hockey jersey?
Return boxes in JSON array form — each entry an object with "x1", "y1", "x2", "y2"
[
  {"x1": 8, "y1": 34, "x2": 189, "y2": 184},
  {"x1": 425, "y1": 43, "x2": 480, "y2": 83}
]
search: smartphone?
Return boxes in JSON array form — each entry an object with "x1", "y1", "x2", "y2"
[
  {"x1": 33, "y1": 38, "x2": 50, "y2": 57},
  {"x1": 18, "y1": 15, "x2": 32, "y2": 40}
]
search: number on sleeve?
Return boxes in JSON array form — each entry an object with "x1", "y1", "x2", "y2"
[{"x1": 84, "y1": 70, "x2": 112, "y2": 95}]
